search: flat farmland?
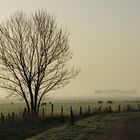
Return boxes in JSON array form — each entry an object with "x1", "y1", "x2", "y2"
[
  {"x1": 0, "y1": 101, "x2": 140, "y2": 140},
  {"x1": 0, "y1": 101, "x2": 139, "y2": 117}
]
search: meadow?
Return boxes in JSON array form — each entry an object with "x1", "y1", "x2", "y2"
[
  {"x1": 0, "y1": 100, "x2": 140, "y2": 140},
  {"x1": 0, "y1": 100, "x2": 139, "y2": 117}
]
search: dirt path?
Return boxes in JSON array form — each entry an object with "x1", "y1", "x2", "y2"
[
  {"x1": 89, "y1": 113, "x2": 140, "y2": 140},
  {"x1": 26, "y1": 112, "x2": 140, "y2": 140}
]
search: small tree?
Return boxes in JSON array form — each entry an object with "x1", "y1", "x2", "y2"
[{"x1": 0, "y1": 10, "x2": 79, "y2": 118}]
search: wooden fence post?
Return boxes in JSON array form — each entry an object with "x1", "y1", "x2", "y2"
[
  {"x1": 88, "y1": 106, "x2": 91, "y2": 115},
  {"x1": 8, "y1": 113, "x2": 11, "y2": 121},
  {"x1": 23, "y1": 108, "x2": 27, "y2": 119},
  {"x1": 12, "y1": 112, "x2": 15, "y2": 120},
  {"x1": 138, "y1": 104, "x2": 140, "y2": 111},
  {"x1": 105, "y1": 106, "x2": 108, "y2": 112},
  {"x1": 98, "y1": 106, "x2": 101, "y2": 113},
  {"x1": 51, "y1": 104, "x2": 54, "y2": 117},
  {"x1": 61, "y1": 107, "x2": 63, "y2": 116},
  {"x1": 70, "y1": 106, "x2": 74, "y2": 125},
  {"x1": 126, "y1": 104, "x2": 130, "y2": 112},
  {"x1": 108, "y1": 106, "x2": 112, "y2": 112},
  {"x1": 1, "y1": 113, "x2": 5, "y2": 124},
  {"x1": 42, "y1": 108, "x2": 45, "y2": 117},
  {"x1": 118, "y1": 104, "x2": 121, "y2": 112},
  {"x1": 79, "y1": 106, "x2": 82, "y2": 116}
]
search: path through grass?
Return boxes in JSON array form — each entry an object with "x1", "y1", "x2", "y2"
[{"x1": 26, "y1": 114, "x2": 116, "y2": 140}]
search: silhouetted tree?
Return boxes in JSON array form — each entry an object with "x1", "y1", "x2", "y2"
[{"x1": 0, "y1": 10, "x2": 79, "y2": 118}]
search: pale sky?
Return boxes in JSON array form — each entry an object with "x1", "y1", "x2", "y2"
[{"x1": 0, "y1": 0, "x2": 140, "y2": 100}]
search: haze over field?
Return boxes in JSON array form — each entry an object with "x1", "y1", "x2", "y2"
[{"x1": 0, "y1": 0, "x2": 140, "y2": 101}]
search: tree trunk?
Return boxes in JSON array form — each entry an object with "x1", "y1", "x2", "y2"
[
  {"x1": 30, "y1": 106, "x2": 38, "y2": 120},
  {"x1": 24, "y1": 98, "x2": 30, "y2": 118}
]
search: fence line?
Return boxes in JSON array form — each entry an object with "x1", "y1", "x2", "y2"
[{"x1": 0, "y1": 103, "x2": 140, "y2": 125}]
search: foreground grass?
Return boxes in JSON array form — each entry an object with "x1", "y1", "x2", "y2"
[
  {"x1": 26, "y1": 113, "x2": 120, "y2": 140},
  {"x1": 27, "y1": 112, "x2": 140, "y2": 140},
  {"x1": 0, "y1": 112, "x2": 139, "y2": 140},
  {"x1": 0, "y1": 117, "x2": 66, "y2": 140}
]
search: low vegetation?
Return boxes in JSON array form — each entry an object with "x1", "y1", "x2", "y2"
[
  {"x1": 9, "y1": 112, "x2": 138, "y2": 140},
  {"x1": 26, "y1": 114, "x2": 113, "y2": 140},
  {"x1": 0, "y1": 117, "x2": 66, "y2": 140},
  {"x1": 0, "y1": 101, "x2": 139, "y2": 139}
]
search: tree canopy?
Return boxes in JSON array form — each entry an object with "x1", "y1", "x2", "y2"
[{"x1": 0, "y1": 10, "x2": 79, "y2": 117}]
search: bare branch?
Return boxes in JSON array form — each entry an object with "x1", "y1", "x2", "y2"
[{"x1": 0, "y1": 10, "x2": 79, "y2": 116}]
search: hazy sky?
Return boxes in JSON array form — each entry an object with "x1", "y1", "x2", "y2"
[{"x1": 0, "y1": 0, "x2": 140, "y2": 100}]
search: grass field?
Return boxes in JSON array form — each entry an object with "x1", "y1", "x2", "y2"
[
  {"x1": 26, "y1": 113, "x2": 114, "y2": 140},
  {"x1": 0, "y1": 111, "x2": 137, "y2": 140},
  {"x1": 0, "y1": 100, "x2": 139, "y2": 117},
  {"x1": 0, "y1": 117, "x2": 66, "y2": 140},
  {"x1": 0, "y1": 101, "x2": 140, "y2": 140},
  {"x1": 26, "y1": 112, "x2": 140, "y2": 140}
]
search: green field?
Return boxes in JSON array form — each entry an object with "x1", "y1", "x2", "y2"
[
  {"x1": 0, "y1": 111, "x2": 139, "y2": 140},
  {"x1": 26, "y1": 112, "x2": 140, "y2": 140},
  {"x1": 0, "y1": 101, "x2": 140, "y2": 140},
  {"x1": 0, "y1": 101, "x2": 139, "y2": 117}
]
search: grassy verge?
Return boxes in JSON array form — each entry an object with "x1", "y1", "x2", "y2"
[
  {"x1": 0, "y1": 112, "x2": 139, "y2": 140},
  {"x1": 27, "y1": 112, "x2": 140, "y2": 140},
  {"x1": 26, "y1": 114, "x2": 115, "y2": 140},
  {"x1": 0, "y1": 117, "x2": 66, "y2": 140}
]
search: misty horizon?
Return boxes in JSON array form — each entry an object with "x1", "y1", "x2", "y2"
[{"x1": 0, "y1": 0, "x2": 140, "y2": 101}]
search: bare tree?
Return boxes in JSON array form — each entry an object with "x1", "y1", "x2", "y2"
[{"x1": 0, "y1": 10, "x2": 79, "y2": 118}]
